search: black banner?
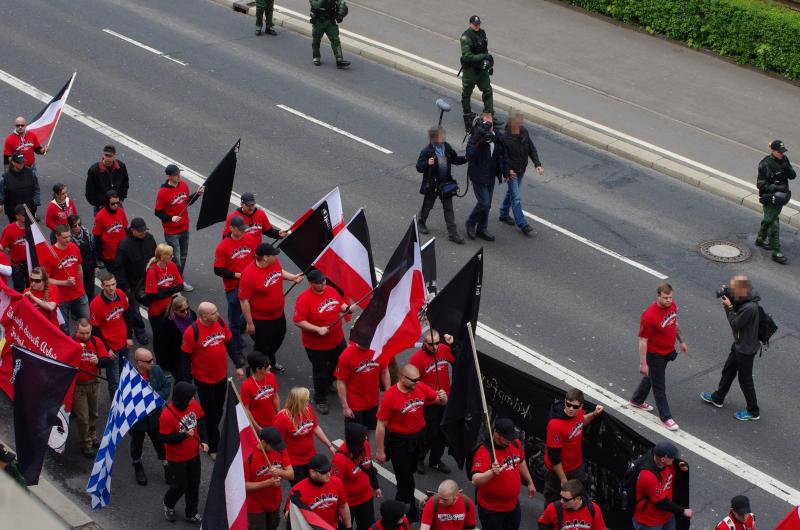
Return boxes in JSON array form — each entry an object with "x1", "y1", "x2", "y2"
[
  {"x1": 420, "y1": 238, "x2": 436, "y2": 295},
  {"x1": 196, "y1": 139, "x2": 240, "y2": 230},
  {"x1": 278, "y1": 201, "x2": 333, "y2": 273}
]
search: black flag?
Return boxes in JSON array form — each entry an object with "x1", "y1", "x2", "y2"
[
  {"x1": 12, "y1": 344, "x2": 77, "y2": 485},
  {"x1": 278, "y1": 201, "x2": 333, "y2": 272},
  {"x1": 430, "y1": 249, "x2": 484, "y2": 468},
  {"x1": 420, "y1": 238, "x2": 436, "y2": 296},
  {"x1": 196, "y1": 139, "x2": 240, "y2": 230}
]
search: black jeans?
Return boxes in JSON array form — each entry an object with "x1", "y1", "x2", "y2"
[
  {"x1": 630, "y1": 351, "x2": 676, "y2": 421},
  {"x1": 305, "y1": 341, "x2": 346, "y2": 403},
  {"x1": 195, "y1": 379, "x2": 227, "y2": 453},
  {"x1": 124, "y1": 288, "x2": 147, "y2": 336},
  {"x1": 712, "y1": 347, "x2": 759, "y2": 415},
  {"x1": 253, "y1": 315, "x2": 286, "y2": 367},
  {"x1": 419, "y1": 404, "x2": 446, "y2": 466},
  {"x1": 346, "y1": 499, "x2": 375, "y2": 530},
  {"x1": 346, "y1": 406, "x2": 378, "y2": 431},
  {"x1": 419, "y1": 192, "x2": 458, "y2": 237},
  {"x1": 387, "y1": 431, "x2": 424, "y2": 522},
  {"x1": 164, "y1": 456, "x2": 201, "y2": 517},
  {"x1": 477, "y1": 501, "x2": 521, "y2": 530},
  {"x1": 130, "y1": 425, "x2": 165, "y2": 462}
]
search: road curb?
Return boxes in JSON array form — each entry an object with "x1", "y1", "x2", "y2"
[{"x1": 220, "y1": 0, "x2": 800, "y2": 228}]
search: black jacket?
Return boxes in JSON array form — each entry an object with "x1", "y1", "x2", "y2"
[
  {"x1": 466, "y1": 129, "x2": 508, "y2": 185},
  {"x1": 70, "y1": 226, "x2": 97, "y2": 269},
  {"x1": 504, "y1": 125, "x2": 541, "y2": 174},
  {"x1": 727, "y1": 291, "x2": 761, "y2": 356},
  {"x1": 757, "y1": 154, "x2": 795, "y2": 202},
  {"x1": 86, "y1": 160, "x2": 129, "y2": 207},
  {"x1": 156, "y1": 309, "x2": 197, "y2": 382},
  {"x1": 0, "y1": 166, "x2": 40, "y2": 212},
  {"x1": 114, "y1": 230, "x2": 157, "y2": 291},
  {"x1": 415, "y1": 142, "x2": 467, "y2": 195}
]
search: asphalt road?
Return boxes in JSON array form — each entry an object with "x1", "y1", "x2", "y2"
[{"x1": 0, "y1": 0, "x2": 798, "y2": 528}]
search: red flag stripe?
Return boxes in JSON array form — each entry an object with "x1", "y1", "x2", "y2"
[
  {"x1": 290, "y1": 188, "x2": 344, "y2": 235},
  {"x1": 777, "y1": 506, "x2": 800, "y2": 530},
  {"x1": 371, "y1": 269, "x2": 425, "y2": 366},
  {"x1": 314, "y1": 248, "x2": 373, "y2": 309}
]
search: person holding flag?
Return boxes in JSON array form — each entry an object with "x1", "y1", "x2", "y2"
[
  {"x1": 72, "y1": 318, "x2": 112, "y2": 459},
  {"x1": 221, "y1": 192, "x2": 287, "y2": 241},
  {"x1": 1, "y1": 205, "x2": 30, "y2": 290},
  {"x1": 23, "y1": 267, "x2": 59, "y2": 327},
  {"x1": 0, "y1": 152, "x2": 40, "y2": 222},
  {"x1": 245, "y1": 427, "x2": 294, "y2": 530},
  {"x1": 3, "y1": 117, "x2": 47, "y2": 174},
  {"x1": 335, "y1": 339, "x2": 390, "y2": 431},
  {"x1": 48, "y1": 223, "x2": 88, "y2": 330},
  {"x1": 240, "y1": 352, "x2": 280, "y2": 430}
]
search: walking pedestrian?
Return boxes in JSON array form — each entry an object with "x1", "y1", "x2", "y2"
[
  {"x1": 420, "y1": 479, "x2": 477, "y2": 530},
  {"x1": 309, "y1": 0, "x2": 350, "y2": 68},
  {"x1": 3, "y1": 117, "x2": 46, "y2": 174},
  {"x1": 156, "y1": 296, "x2": 195, "y2": 382},
  {"x1": 335, "y1": 340, "x2": 390, "y2": 431},
  {"x1": 538, "y1": 479, "x2": 605, "y2": 530},
  {"x1": 0, "y1": 151, "x2": 40, "y2": 223},
  {"x1": 72, "y1": 318, "x2": 111, "y2": 459},
  {"x1": 221, "y1": 192, "x2": 287, "y2": 241},
  {"x1": 372, "y1": 500, "x2": 412, "y2": 530},
  {"x1": 465, "y1": 114, "x2": 508, "y2": 242},
  {"x1": 130, "y1": 348, "x2": 171, "y2": 487},
  {"x1": 755, "y1": 140, "x2": 795, "y2": 264},
  {"x1": 287, "y1": 453, "x2": 352, "y2": 528},
  {"x1": 92, "y1": 190, "x2": 128, "y2": 273},
  {"x1": 90, "y1": 271, "x2": 134, "y2": 398},
  {"x1": 86, "y1": 145, "x2": 129, "y2": 214},
  {"x1": 245, "y1": 427, "x2": 293, "y2": 530},
  {"x1": 145, "y1": 243, "x2": 184, "y2": 346},
  {"x1": 331, "y1": 422, "x2": 380, "y2": 530},
  {"x1": 0, "y1": 205, "x2": 29, "y2": 292},
  {"x1": 48, "y1": 224, "x2": 89, "y2": 331},
  {"x1": 68, "y1": 214, "x2": 98, "y2": 300},
  {"x1": 114, "y1": 217, "x2": 156, "y2": 345},
  {"x1": 499, "y1": 112, "x2": 543, "y2": 236},
  {"x1": 715, "y1": 495, "x2": 755, "y2": 530},
  {"x1": 632, "y1": 441, "x2": 692, "y2": 530},
  {"x1": 240, "y1": 352, "x2": 280, "y2": 430},
  {"x1": 45, "y1": 183, "x2": 78, "y2": 241},
  {"x1": 459, "y1": 16, "x2": 494, "y2": 131}
]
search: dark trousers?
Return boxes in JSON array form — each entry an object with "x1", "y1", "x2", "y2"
[
  {"x1": 10, "y1": 264, "x2": 28, "y2": 293},
  {"x1": 543, "y1": 463, "x2": 587, "y2": 505},
  {"x1": 477, "y1": 501, "x2": 521, "y2": 530},
  {"x1": 346, "y1": 499, "x2": 375, "y2": 530},
  {"x1": 83, "y1": 266, "x2": 96, "y2": 299},
  {"x1": 253, "y1": 315, "x2": 286, "y2": 367},
  {"x1": 419, "y1": 193, "x2": 459, "y2": 237},
  {"x1": 195, "y1": 379, "x2": 227, "y2": 453},
  {"x1": 467, "y1": 179, "x2": 495, "y2": 233},
  {"x1": 712, "y1": 347, "x2": 759, "y2": 415},
  {"x1": 305, "y1": 341, "x2": 346, "y2": 403},
  {"x1": 124, "y1": 289, "x2": 147, "y2": 336},
  {"x1": 130, "y1": 425, "x2": 166, "y2": 462},
  {"x1": 346, "y1": 406, "x2": 378, "y2": 431},
  {"x1": 165, "y1": 456, "x2": 201, "y2": 517},
  {"x1": 290, "y1": 464, "x2": 309, "y2": 486},
  {"x1": 387, "y1": 431, "x2": 424, "y2": 522},
  {"x1": 248, "y1": 509, "x2": 280, "y2": 530},
  {"x1": 419, "y1": 404, "x2": 446, "y2": 465},
  {"x1": 148, "y1": 312, "x2": 166, "y2": 351},
  {"x1": 630, "y1": 351, "x2": 676, "y2": 421}
]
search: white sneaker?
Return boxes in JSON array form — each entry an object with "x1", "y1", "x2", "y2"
[
  {"x1": 182, "y1": 282, "x2": 194, "y2": 292},
  {"x1": 662, "y1": 418, "x2": 679, "y2": 431}
]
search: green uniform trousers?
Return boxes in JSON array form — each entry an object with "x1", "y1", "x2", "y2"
[
  {"x1": 73, "y1": 380, "x2": 100, "y2": 449},
  {"x1": 461, "y1": 68, "x2": 493, "y2": 114},
  {"x1": 757, "y1": 203, "x2": 783, "y2": 254},
  {"x1": 312, "y1": 19, "x2": 342, "y2": 61},
  {"x1": 255, "y1": 0, "x2": 274, "y2": 29}
]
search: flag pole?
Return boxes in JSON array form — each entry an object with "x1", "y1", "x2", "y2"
[
  {"x1": 227, "y1": 378, "x2": 272, "y2": 466},
  {"x1": 282, "y1": 265, "x2": 312, "y2": 297},
  {"x1": 44, "y1": 72, "x2": 76, "y2": 153},
  {"x1": 329, "y1": 285, "x2": 376, "y2": 326},
  {"x1": 466, "y1": 322, "x2": 496, "y2": 461}
]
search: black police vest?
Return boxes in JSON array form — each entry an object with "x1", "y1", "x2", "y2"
[{"x1": 463, "y1": 29, "x2": 488, "y2": 56}]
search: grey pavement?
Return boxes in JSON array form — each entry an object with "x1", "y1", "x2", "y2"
[{"x1": 0, "y1": 0, "x2": 798, "y2": 528}]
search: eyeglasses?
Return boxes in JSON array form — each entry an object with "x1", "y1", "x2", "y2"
[
  {"x1": 560, "y1": 495, "x2": 576, "y2": 502},
  {"x1": 404, "y1": 376, "x2": 421, "y2": 383},
  {"x1": 564, "y1": 402, "x2": 582, "y2": 409},
  {"x1": 15, "y1": 124, "x2": 25, "y2": 128},
  {"x1": 109, "y1": 201, "x2": 120, "y2": 205},
  {"x1": 30, "y1": 278, "x2": 43, "y2": 283},
  {"x1": 71, "y1": 222, "x2": 81, "y2": 228}
]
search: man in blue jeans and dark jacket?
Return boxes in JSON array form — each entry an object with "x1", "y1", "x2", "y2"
[
  {"x1": 500, "y1": 113, "x2": 543, "y2": 236},
  {"x1": 465, "y1": 113, "x2": 508, "y2": 241}
]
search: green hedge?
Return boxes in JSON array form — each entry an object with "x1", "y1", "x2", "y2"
[{"x1": 561, "y1": 0, "x2": 800, "y2": 79}]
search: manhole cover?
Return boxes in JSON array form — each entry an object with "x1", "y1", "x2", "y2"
[{"x1": 698, "y1": 240, "x2": 751, "y2": 263}]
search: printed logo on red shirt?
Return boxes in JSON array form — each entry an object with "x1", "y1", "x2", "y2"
[
  {"x1": 292, "y1": 419, "x2": 315, "y2": 436},
  {"x1": 309, "y1": 492, "x2": 339, "y2": 510},
  {"x1": 253, "y1": 385, "x2": 275, "y2": 400},
  {"x1": 263, "y1": 271, "x2": 281, "y2": 288},
  {"x1": 558, "y1": 519, "x2": 592, "y2": 529},
  {"x1": 661, "y1": 311, "x2": 677, "y2": 328},
  {"x1": 567, "y1": 421, "x2": 583, "y2": 440},
  {"x1": 105, "y1": 306, "x2": 125, "y2": 321},
  {"x1": 655, "y1": 471, "x2": 674, "y2": 496},
  {"x1": 255, "y1": 462, "x2": 284, "y2": 477},
  {"x1": 157, "y1": 273, "x2": 177, "y2": 287},
  {"x1": 58, "y1": 255, "x2": 79, "y2": 269},
  {"x1": 106, "y1": 221, "x2": 125, "y2": 234},
  {"x1": 354, "y1": 359, "x2": 380, "y2": 373},
  {"x1": 230, "y1": 246, "x2": 253, "y2": 260},
  {"x1": 170, "y1": 192, "x2": 189, "y2": 206},
  {"x1": 400, "y1": 398, "x2": 425, "y2": 414},
  {"x1": 11, "y1": 236, "x2": 24, "y2": 247},
  {"x1": 201, "y1": 331, "x2": 227, "y2": 349},
  {"x1": 497, "y1": 453, "x2": 522, "y2": 473},
  {"x1": 317, "y1": 298, "x2": 340, "y2": 313},
  {"x1": 422, "y1": 359, "x2": 450, "y2": 375},
  {"x1": 244, "y1": 224, "x2": 262, "y2": 235},
  {"x1": 179, "y1": 411, "x2": 198, "y2": 432},
  {"x1": 349, "y1": 457, "x2": 372, "y2": 475},
  {"x1": 438, "y1": 513, "x2": 466, "y2": 522},
  {"x1": 81, "y1": 347, "x2": 96, "y2": 362}
]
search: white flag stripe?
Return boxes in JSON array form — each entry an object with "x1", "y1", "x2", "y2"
[
  {"x1": 27, "y1": 102, "x2": 61, "y2": 132},
  {"x1": 368, "y1": 258, "x2": 420, "y2": 355},
  {"x1": 223, "y1": 404, "x2": 250, "y2": 526},
  {"x1": 325, "y1": 227, "x2": 372, "y2": 287},
  {"x1": 313, "y1": 188, "x2": 343, "y2": 231}
]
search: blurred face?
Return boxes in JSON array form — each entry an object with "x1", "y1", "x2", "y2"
[
  {"x1": 564, "y1": 398, "x2": 582, "y2": 418},
  {"x1": 136, "y1": 352, "x2": 154, "y2": 373},
  {"x1": 433, "y1": 132, "x2": 445, "y2": 144},
  {"x1": 10, "y1": 159, "x2": 24, "y2": 170},
  {"x1": 101, "y1": 278, "x2": 117, "y2": 297},
  {"x1": 108, "y1": 197, "x2": 120, "y2": 210},
  {"x1": 75, "y1": 324, "x2": 92, "y2": 342},
  {"x1": 656, "y1": 290, "x2": 673, "y2": 308},
  {"x1": 102, "y1": 151, "x2": 116, "y2": 167},
  {"x1": 15, "y1": 213, "x2": 25, "y2": 224},
  {"x1": 510, "y1": 116, "x2": 523, "y2": 131},
  {"x1": 131, "y1": 227, "x2": 146, "y2": 239},
  {"x1": 731, "y1": 276, "x2": 749, "y2": 300},
  {"x1": 773, "y1": 149, "x2": 785, "y2": 160}
]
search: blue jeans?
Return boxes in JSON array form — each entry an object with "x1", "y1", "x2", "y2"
[
  {"x1": 467, "y1": 179, "x2": 495, "y2": 232},
  {"x1": 105, "y1": 347, "x2": 130, "y2": 399},
  {"x1": 499, "y1": 171, "x2": 528, "y2": 228},
  {"x1": 633, "y1": 515, "x2": 675, "y2": 530},
  {"x1": 226, "y1": 288, "x2": 244, "y2": 354},
  {"x1": 58, "y1": 294, "x2": 89, "y2": 333},
  {"x1": 164, "y1": 231, "x2": 189, "y2": 274}
]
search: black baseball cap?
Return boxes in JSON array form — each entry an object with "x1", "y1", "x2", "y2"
[
  {"x1": 380, "y1": 500, "x2": 409, "y2": 526},
  {"x1": 770, "y1": 140, "x2": 787, "y2": 153},
  {"x1": 308, "y1": 453, "x2": 331, "y2": 473},
  {"x1": 258, "y1": 427, "x2": 286, "y2": 451},
  {"x1": 10, "y1": 152, "x2": 24, "y2": 164},
  {"x1": 653, "y1": 441, "x2": 679, "y2": 459},
  {"x1": 494, "y1": 418, "x2": 519, "y2": 440},
  {"x1": 130, "y1": 217, "x2": 148, "y2": 231},
  {"x1": 165, "y1": 164, "x2": 181, "y2": 175},
  {"x1": 469, "y1": 15, "x2": 481, "y2": 25},
  {"x1": 103, "y1": 145, "x2": 116, "y2": 154},
  {"x1": 306, "y1": 268, "x2": 326, "y2": 283},
  {"x1": 241, "y1": 192, "x2": 256, "y2": 205},
  {"x1": 731, "y1": 495, "x2": 750, "y2": 515},
  {"x1": 256, "y1": 242, "x2": 280, "y2": 257},
  {"x1": 230, "y1": 215, "x2": 246, "y2": 230}
]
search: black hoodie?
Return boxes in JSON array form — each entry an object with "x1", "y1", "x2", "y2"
[{"x1": 727, "y1": 290, "x2": 761, "y2": 356}]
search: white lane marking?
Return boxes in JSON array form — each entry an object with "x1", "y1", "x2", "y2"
[
  {"x1": 4, "y1": 68, "x2": 798, "y2": 506},
  {"x1": 276, "y1": 104, "x2": 393, "y2": 154},
  {"x1": 522, "y1": 210, "x2": 668, "y2": 279},
  {"x1": 102, "y1": 29, "x2": 188, "y2": 66}
]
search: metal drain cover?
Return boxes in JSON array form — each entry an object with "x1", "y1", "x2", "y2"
[{"x1": 698, "y1": 240, "x2": 751, "y2": 263}]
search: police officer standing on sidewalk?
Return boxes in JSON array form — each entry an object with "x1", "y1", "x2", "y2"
[
  {"x1": 460, "y1": 16, "x2": 494, "y2": 132},
  {"x1": 756, "y1": 140, "x2": 795, "y2": 264},
  {"x1": 309, "y1": 0, "x2": 350, "y2": 69}
]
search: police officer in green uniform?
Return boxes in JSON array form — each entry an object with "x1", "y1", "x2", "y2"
[
  {"x1": 254, "y1": 0, "x2": 276, "y2": 36},
  {"x1": 309, "y1": 0, "x2": 351, "y2": 69},
  {"x1": 756, "y1": 140, "x2": 795, "y2": 264},
  {"x1": 460, "y1": 15, "x2": 494, "y2": 132}
]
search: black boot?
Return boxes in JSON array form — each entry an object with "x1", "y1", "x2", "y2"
[{"x1": 133, "y1": 461, "x2": 148, "y2": 486}]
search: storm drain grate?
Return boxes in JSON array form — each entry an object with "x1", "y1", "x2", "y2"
[{"x1": 698, "y1": 240, "x2": 751, "y2": 263}]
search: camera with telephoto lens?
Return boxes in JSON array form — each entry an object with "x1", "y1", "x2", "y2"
[{"x1": 715, "y1": 285, "x2": 731, "y2": 299}]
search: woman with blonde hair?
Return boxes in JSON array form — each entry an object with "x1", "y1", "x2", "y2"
[
  {"x1": 144, "y1": 243, "x2": 183, "y2": 350},
  {"x1": 24, "y1": 267, "x2": 59, "y2": 327},
  {"x1": 273, "y1": 386, "x2": 336, "y2": 484}
]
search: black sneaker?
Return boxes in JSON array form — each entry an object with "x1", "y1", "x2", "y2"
[
  {"x1": 316, "y1": 401, "x2": 330, "y2": 415},
  {"x1": 265, "y1": 28, "x2": 277, "y2": 35},
  {"x1": 133, "y1": 462, "x2": 148, "y2": 486},
  {"x1": 255, "y1": 27, "x2": 262, "y2": 36},
  {"x1": 521, "y1": 225, "x2": 534, "y2": 237},
  {"x1": 465, "y1": 222, "x2": 477, "y2": 240},
  {"x1": 755, "y1": 238, "x2": 771, "y2": 250},
  {"x1": 164, "y1": 506, "x2": 176, "y2": 523},
  {"x1": 498, "y1": 216, "x2": 515, "y2": 226},
  {"x1": 272, "y1": 363, "x2": 285, "y2": 373},
  {"x1": 429, "y1": 461, "x2": 451, "y2": 474},
  {"x1": 448, "y1": 234, "x2": 464, "y2": 244},
  {"x1": 418, "y1": 222, "x2": 429, "y2": 235},
  {"x1": 313, "y1": 58, "x2": 321, "y2": 66},
  {"x1": 336, "y1": 60, "x2": 351, "y2": 69},
  {"x1": 186, "y1": 514, "x2": 202, "y2": 525},
  {"x1": 477, "y1": 230, "x2": 495, "y2": 242},
  {"x1": 773, "y1": 253, "x2": 788, "y2": 264}
]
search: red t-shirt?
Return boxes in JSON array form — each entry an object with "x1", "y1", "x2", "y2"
[
  {"x1": 89, "y1": 290, "x2": 129, "y2": 351},
  {"x1": 1, "y1": 222, "x2": 27, "y2": 264},
  {"x1": 181, "y1": 319, "x2": 232, "y2": 384},
  {"x1": 145, "y1": 261, "x2": 183, "y2": 316},
  {"x1": 538, "y1": 499, "x2": 606, "y2": 530},
  {"x1": 420, "y1": 494, "x2": 477, "y2": 530},
  {"x1": 293, "y1": 285, "x2": 345, "y2": 350},
  {"x1": 471, "y1": 440, "x2": 524, "y2": 512},
  {"x1": 639, "y1": 301, "x2": 678, "y2": 356},
  {"x1": 287, "y1": 477, "x2": 347, "y2": 528},
  {"x1": 4, "y1": 132, "x2": 40, "y2": 166},
  {"x1": 45, "y1": 199, "x2": 78, "y2": 232},
  {"x1": 331, "y1": 440, "x2": 375, "y2": 506},
  {"x1": 214, "y1": 234, "x2": 257, "y2": 292},
  {"x1": 715, "y1": 513, "x2": 755, "y2": 530},
  {"x1": 408, "y1": 344, "x2": 455, "y2": 395},
  {"x1": 634, "y1": 463, "x2": 677, "y2": 526},
  {"x1": 155, "y1": 181, "x2": 192, "y2": 234},
  {"x1": 376, "y1": 382, "x2": 438, "y2": 435},
  {"x1": 544, "y1": 409, "x2": 584, "y2": 473},
  {"x1": 273, "y1": 408, "x2": 318, "y2": 466},
  {"x1": 334, "y1": 343, "x2": 382, "y2": 411},
  {"x1": 160, "y1": 399, "x2": 204, "y2": 462},
  {"x1": 74, "y1": 336, "x2": 110, "y2": 383},
  {"x1": 246, "y1": 447, "x2": 290, "y2": 513},
  {"x1": 24, "y1": 286, "x2": 59, "y2": 327},
  {"x1": 92, "y1": 206, "x2": 129, "y2": 261},
  {"x1": 238, "y1": 259, "x2": 285, "y2": 320},
  {"x1": 46, "y1": 242, "x2": 83, "y2": 301},
  {"x1": 241, "y1": 373, "x2": 279, "y2": 428},
  {"x1": 222, "y1": 208, "x2": 273, "y2": 239}
]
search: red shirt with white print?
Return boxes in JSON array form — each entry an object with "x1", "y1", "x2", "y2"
[
  {"x1": 376, "y1": 382, "x2": 438, "y2": 435},
  {"x1": 181, "y1": 318, "x2": 232, "y2": 384}
]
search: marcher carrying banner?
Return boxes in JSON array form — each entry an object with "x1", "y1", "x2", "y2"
[{"x1": 195, "y1": 139, "x2": 241, "y2": 230}]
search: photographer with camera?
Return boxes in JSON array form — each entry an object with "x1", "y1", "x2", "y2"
[
  {"x1": 701, "y1": 275, "x2": 761, "y2": 421},
  {"x1": 309, "y1": 0, "x2": 350, "y2": 69},
  {"x1": 756, "y1": 140, "x2": 795, "y2": 264},
  {"x1": 460, "y1": 16, "x2": 494, "y2": 132},
  {"x1": 415, "y1": 127, "x2": 467, "y2": 244},
  {"x1": 465, "y1": 114, "x2": 508, "y2": 242}
]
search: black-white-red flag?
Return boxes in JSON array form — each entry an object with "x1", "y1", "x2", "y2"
[
  {"x1": 27, "y1": 72, "x2": 76, "y2": 148},
  {"x1": 289, "y1": 188, "x2": 344, "y2": 235}
]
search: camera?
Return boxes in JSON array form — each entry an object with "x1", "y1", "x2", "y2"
[
  {"x1": 715, "y1": 285, "x2": 731, "y2": 299},
  {"x1": 479, "y1": 54, "x2": 494, "y2": 72}
]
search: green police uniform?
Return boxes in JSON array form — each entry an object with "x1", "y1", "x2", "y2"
[
  {"x1": 310, "y1": 0, "x2": 348, "y2": 67},
  {"x1": 460, "y1": 28, "x2": 493, "y2": 116},
  {"x1": 255, "y1": 0, "x2": 275, "y2": 34},
  {"x1": 756, "y1": 153, "x2": 796, "y2": 259}
]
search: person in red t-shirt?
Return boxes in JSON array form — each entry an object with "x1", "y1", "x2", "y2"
[
  {"x1": 90, "y1": 271, "x2": 135, "y2": 398},
  {"x1": 715, "y1": 495, "x2": 754, "y2": 530},
  {"x1": 373, "y1": 500, "x2": 413, "y2": 530},
  {"x1": 239, "y1": 242, "x2": 303, "y2": 373},
  {"x1": 0, "y1": 205, "x2": 29, "y2": 291},
  {"x1": 45, "y1": 183, "x2": 78, "y2": 238},
  {"x1": 633, "y1": 441, "x2": 692, "y2": 530},
  {"x1": 471, "y1": 418, "x2": 536, "y2": 530},
  {"x1": 331, "y1": 422, "x2": 380, "y2": 529},
  {"x1": 160, "y1": 381, "x2": 209, "y2": 524},
  {"x1": 538, "y1": 479, "x2": 605, "y2": 530},
  {"x1": 420, "y1": 479, "x2": 477, "y2": 530},
  {"x1": 23, "y1": 267, "x2": 60, "y2": 328},
  {"x1": 246, "y1": 427, "x2": 294, "y2": 530},
  {"x1": 543, "y1": 388, "x2": 603, "y2": 505},
  {"x1": 294, "y1": 269, "x2": 350, "y2": 415},
  {"x1": 92, "y1": 190, "x2": 128, "y2": 271},
  {"x1": 286, "y1": 454, "x2": 351, "y2": 529},
  {"x1": 274, "y1": 386, "x2": 336, "y2": 485},
  {"x1": 154, "y1": 164, "x2": 203, "y2": 288},
  {"x1": 48, "y1": 224, "x2": 88, "y2": 330},
  {"x1": 144, "y1": 243, "x2": 184, "y2": 340},
  {"x1": 241, "y1": 352, "x2": 280, "y2": 429},
  {"x1": 335, "y1": 340, "x2": 390, "y2": 432},
  {"x1": 181, "y1": 302, "x2": 243, "y2": 457},
  {"x1": 409, "y1": 329, "x2": 456, "y2": 474},
  {"x1": 3, "y1": 117, "x2": 46, "y2": 172},
  {"x1": 629, "y1": 282, "x2": 688, "y2": 431},
  {"x1": 221, "y1": 192, "x2": 287, "y2": 241},
  {"x1": 72, "y1": 319, "x2": 111, "y2": 459},
  {"x1": 376, "y1": 364, "x2": 447, "y2": 522}
]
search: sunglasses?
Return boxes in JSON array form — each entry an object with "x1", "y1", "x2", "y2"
[
  {"x1": 109, "y1": 201, "x2": 120, "y2": 205},
  {"x1": 15, "y1": 124, "x2": 25, "y2": 128},
  {"x1": 404, "y1": 376, "x2": 421, "y2": 383},
  {"x1": 30, "y1": 278, "x2": 43, "y2": 283},
  {"x1": 560, "y1": 495, "x2": 576, "y2": 502},
  {"x1": 564, "y1": 402, "x2": 582, "y2": 409}
]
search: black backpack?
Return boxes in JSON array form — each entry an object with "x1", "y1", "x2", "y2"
[
  {"x1": 757, "y1": 305, "x2": 778, "y2": 351},
  {"x1": 622, "y1": 450, "x2": 659, "y2": 513},
  {"x1": 555, "y1": 498, "x2": 595, "y2": 528}
]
